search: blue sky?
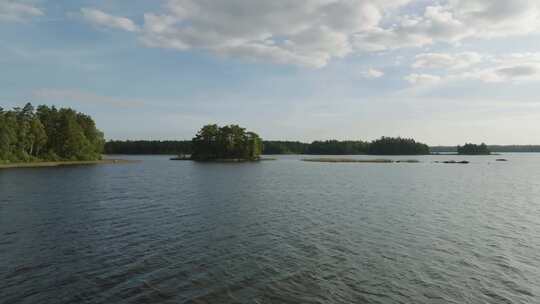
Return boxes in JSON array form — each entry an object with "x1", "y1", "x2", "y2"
[{"x1": 2, "y1": 0, "x2": 540, "y2": 145}]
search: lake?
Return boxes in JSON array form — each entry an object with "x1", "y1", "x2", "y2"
[{"x1": 1, "y1": 154, "x2": 540, "y2": 303}]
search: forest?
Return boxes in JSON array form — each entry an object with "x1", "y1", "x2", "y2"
[
  {"x1": 0, "y1": 103, "x2": 104, "y2": 163},
  {"x1": 105, "y1": 140, "x2": 309, "y2": 155},
  {"x1": 432, "y1": 145, "x2": 540, "y2": 153},
  {"x1": 262, "y1": 141, "x2": 309, "y2": 154},
  {"x1": 368, "y1": 137, "x2": 430, "y2": 155},
  {"x1": 191, "y1": 124, "x2": 263, "y2": 161},
  {"x1": 106, "y1": 137, "x2": 430, "y2": 155},
  {"x1": 457, "y1": 143, "x2": 491, "y2": 155},
  {"x1": 307, "y1": 140, "x2": 369, "y2": 154},
  {"x1": 105, "y1": 140, "x2": 192, "y2": 155}
]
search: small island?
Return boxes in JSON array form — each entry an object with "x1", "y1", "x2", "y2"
[
  {"x1": 457, "y1": 143, "x2": 491, "y2": 155},
  {"x1": 173, "y1": 124, "x2": 263, "y2": 161}
]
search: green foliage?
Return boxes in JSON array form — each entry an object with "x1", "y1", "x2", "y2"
[
  {"x1": 307, "y1": 140, "x2": 368, "y2": 155},
  {"x1": 104, "y1": 138, "x2": 429, "y2": 156},
  {"x1": 0, "y1": 103, "x2": 104, "y2": 163},
  {"x1": 105, "y1": 140, "x2": 193, "y2": 155},
  {"x1": 191, "y1": 124, "x2": 263, "y2": 161},
  {"x1": 105, "y1": 140, "x2": 306, "y2": 155},
  {"x1": 368, "y1": 137, "x2": 430, "y2": 155},
  {"x1": 484, "y1": 145, "x2": 540, "y2": 152},
  {"x1": 457, "y1": 143, "x2": 491, "y2": 155},
  {"x1": 262, "y1": 141, "x2": 309, "y2": 154},
  {"x1": 432, "y1": 145, "x2": 540, "y2": 153},
  {"x1": 0, "y1": 109, "x2": 18, "y2": 161}
]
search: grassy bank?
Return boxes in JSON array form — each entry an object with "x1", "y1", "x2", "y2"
[{"x1": 0, "y1": 159, "x2": 138, "y2": 169}]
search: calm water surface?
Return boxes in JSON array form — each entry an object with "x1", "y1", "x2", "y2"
[{"x1": 1, "y1": 154, "x2": 540, "y2": 303}]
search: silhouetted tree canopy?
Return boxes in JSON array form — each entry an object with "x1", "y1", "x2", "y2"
[
  {"x1": 431, "y1": 145, "x2": 540, "y2": 153},
  {"x1": 105, "y1": 137, "x2": 431, "y2": 156},
  {"x1": 262, "y1": 141, "x2": 309, "y2": 154},
  {"x1": 307, "y1": 140, "x2": 369, "y2": 155},
  {"x1": 457, "y1": 143, "x2": 491, "y2": 155},
  {"x1": 368, "y1": 137, "x2": 430, "y2": 155},
  {"x1": 0, "y1": 103, "x2": 104, "y2": 163},
  {"x1": 105, "y1": 140, "x2": 193, "y2": 155}
]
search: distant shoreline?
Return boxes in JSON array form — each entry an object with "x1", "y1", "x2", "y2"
[
  {"x1": 105, "y1": 140, "x2": 540, "y2": 155},
  {"x1": 303, "y1": 158, "x2": 395, "y2": 163},
  {"x1": 0, "y1": 159, "x2": 139, "y2": 170},
  {"x1": 170, "y1": 156, "x2": 276, "y2": 162}
]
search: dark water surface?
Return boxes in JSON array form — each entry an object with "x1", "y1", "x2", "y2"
[{"x1": 2, "y1": 154, "x2": 540, "y2": 303}]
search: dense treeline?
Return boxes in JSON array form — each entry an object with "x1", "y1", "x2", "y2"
[
  {"x1": 457, "y1": 143, "x2": 491, "y2": 155},
  {"x1": 191, "y1": 124, "x2": 263, "y2": 160},
  {"x1": 105, "y1": 140, "x2": 308, "y2": 155},
  {"x1": 307, "y1": 140, "x2": 369, "y2": 155},
  {"x1": 430, "y1": 146, "x2": 457, "y2": 153},
  {"x1": 0, "y1": 103, "x2": 104, "y2": 163},
  {"x1": 368, "y1": 137, "x2": 430, "y2": 155},
  {"x1": 488, "y1": 145, "x2": 540, "y2": 152},
  {"x1": 106, "y1": 137, "x2": 430, "y2": 155},
  {"x1": 105, "y1": 140, "x2": 192, "y2": 155},
  {"x1": 262, "y1": 141, "x2": 309, "y2": 154},
  {"x1": 432, "y1": 145, "x2": 540, "y2": 153},
  {"x1": 110, "y1": 140, "x2": 540, "y2": 155}
]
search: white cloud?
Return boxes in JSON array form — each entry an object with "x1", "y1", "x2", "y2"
[
  {"x1": 362, "y1": 68, "x2": 384, "y2": 78},
  {"x1": 108, "y1": 0, "x2": 417, "y2": 67},
  {"x1": 352, "y1": 5, "x2": 471, "y2": 52},
  {"x1": 461, "y1": 53, "x2": 540, "y2": 83},
  {"x1": 406, "y1": 52, "x2": 540, "y2": 85},
  {"x1": 0, "y1": 0, "x2": 43, "y2": 22},
  {"x1": 80, "y1": 0, "x2": 540, "y2": 67},
  {"x1": 81, "y1": 8, "x2": 138, "y2": 32},
  {"x1": 448, "y1": 0, "x2": 540, "y2": 38},
  {"x1": 412, "y1": 52, "x2": 483, "y2": 69},
  {"x1": 404, "y1": 73, "x2": 441, "y2": 86},
  {"x1": 137, "y1": 0, "x2": 409, "y2": 68},
  {"x1": 353, "y1": 0, "x2": 540, "y2": 52}
]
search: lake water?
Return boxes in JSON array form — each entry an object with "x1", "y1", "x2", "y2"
[{"x1": 2, "y1": 154, "x2": 540, "y2": 303}]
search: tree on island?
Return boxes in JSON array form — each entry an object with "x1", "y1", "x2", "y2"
[
  {"x1": 368, "y1": 137, "x2": 430, "y2": 155},
  {"x1": 457, "y1": 143, "x2": 491, "y2": 155},
  {"x1": 0, "y1": 103, "x2": 104, "y2": 163},
  {"x1": 190, "y1": 124, "x2": 263, "y2": 161}
]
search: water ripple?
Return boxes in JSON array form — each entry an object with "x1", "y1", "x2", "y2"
[{"x1": 1, "y1": 154, "x2": 540, "y2": 303}]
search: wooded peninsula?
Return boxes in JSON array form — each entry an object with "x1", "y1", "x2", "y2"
[{"x1": 1, "y1": 103, "x2": 104, "y2": 164}]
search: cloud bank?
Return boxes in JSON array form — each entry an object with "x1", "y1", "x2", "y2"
[
  {"x1": 79, "y1": 0, "x2": 540, "y2": 69},
  {"x1": 407, "y1": 52, "x2": 540, "y2": 85}
]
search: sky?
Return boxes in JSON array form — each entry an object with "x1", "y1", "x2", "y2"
[{"x1": 2, "y1": 0, "x2": 540, "y2": 145}]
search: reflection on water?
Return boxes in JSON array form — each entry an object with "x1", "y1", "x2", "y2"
[{"x1": 1, "y1": 154, "x2": 540, "y2": 303}]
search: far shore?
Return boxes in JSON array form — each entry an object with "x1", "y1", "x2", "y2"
[
  {"x1": 302, "y1": 158, "x2": 396, "y2": 163},
  {"x1": 0, "y1": 159, "x2": 139, "y2": 170},
  {"x1": 170, "y1": 157, "x2": 276, "y2": 162}
]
